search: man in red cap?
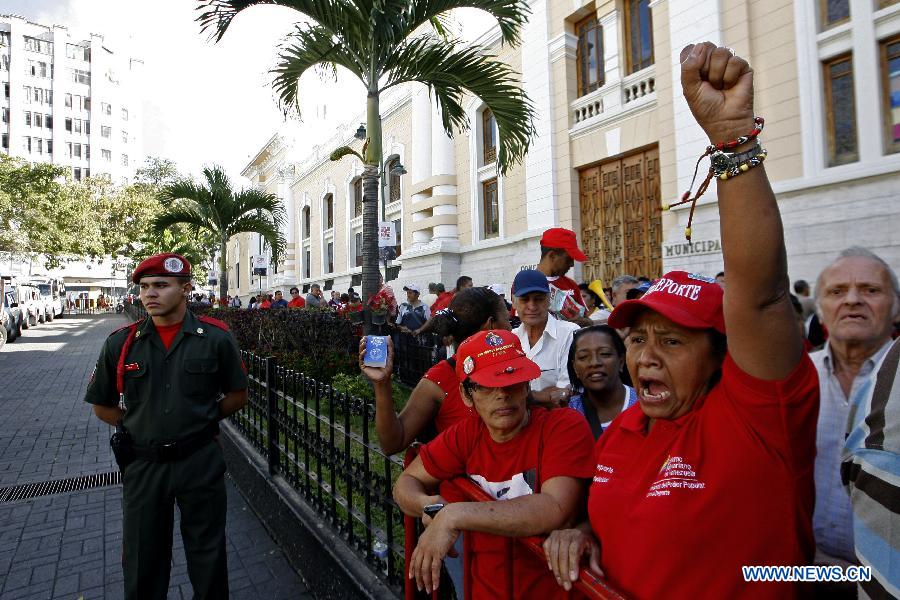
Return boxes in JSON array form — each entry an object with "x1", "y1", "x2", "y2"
[
  {"x1": 536, "y1": 227, "x2": 591, "y2": 326},
  {"x1": 84, "y1": 252, "x2": 248, "y2": 600},
  {"x1": 393, "y1": 329, "x2": 594, "y2": 598}
]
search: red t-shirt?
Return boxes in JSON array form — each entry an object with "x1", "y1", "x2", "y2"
[
  {"x1": 154, "y1": 321, "x2": 182, "y2": 350},
  {"x1": 422, "y1": 359, "x2": 472, "y2": 433},
  {"x1": 420, "y1": 407, "x2": 595, "y2": 599},
  {"x1": 587, "y1": 354, "x2": 818, "y2": 600},
  {"x1": 430, "y1": 292, "x2": 455, "y2": 313},
  {"x1": 288, "y1": 296, "x2": 306, "y2": 308}
]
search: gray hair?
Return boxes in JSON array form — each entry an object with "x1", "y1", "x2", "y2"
[
  {"x1": 815, "y1": 246, "x2": 900, "y2": 311},
  {"x1": 611, "y1": 275, "x2": 639, "y2": 292},
  {"x1": 310, "y1": 283, "x2": 321, "y2": 291}
]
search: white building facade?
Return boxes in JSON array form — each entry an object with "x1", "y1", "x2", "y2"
[
  {"x1": 229, "y1": 0, "x2": 900, "y2": 301},
  {"x1": 0, "y1": 14, "x2": 144, "y2": 183}
]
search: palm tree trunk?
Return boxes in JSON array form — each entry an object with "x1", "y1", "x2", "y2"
[
  {"x1": 362, "y1": 90, "x2": 383, "y2": 334},
  {"x1": 219, "y1": 237, "x2": 228, "y2": 304}
]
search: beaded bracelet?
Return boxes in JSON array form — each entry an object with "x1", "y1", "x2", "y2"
[
  {"x1": 663, "y1": 116, "x2": 766, "y2": 241},
  {"x1": 717, "y1": 148, "x2": 767, "y2": 181}
]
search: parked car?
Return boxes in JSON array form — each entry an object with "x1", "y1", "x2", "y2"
[
  {"x1": 18, "y1": 284, "x2": 46, "y2": 327},
  {"x1": 25, "y1": 276, "x2": 65, "y2": 320},
  {"x1": 3, "y1": 295, "x2": 23, "y2": 343},
  {"x1": 1, "y1": 276, "x2": 23, "y2": 342}
]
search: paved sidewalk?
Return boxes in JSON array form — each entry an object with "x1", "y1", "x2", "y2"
[{"x1": 0, "y1": 314, "x2": 311, "y2": 599}]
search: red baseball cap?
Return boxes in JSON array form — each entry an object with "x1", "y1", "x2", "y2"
[
  {"x1": 540, "y1": 228, "x2": 587, "y2": 262},
  {"x1": 608, "y1": 271, "x2": 725, "y2": 333},
  {"x1": 131, "y1": 253, "x2": 192, "y2": 283},
  {"x1": 455, "y1": 330, "x2": 541, "y2": 387}
]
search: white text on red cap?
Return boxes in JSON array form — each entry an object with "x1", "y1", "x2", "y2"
[{"x1": 645, "y1": 278, "x2": 702, "y2": 301}]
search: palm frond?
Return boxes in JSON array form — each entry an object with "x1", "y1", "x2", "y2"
[
  {"x1": 231, "y1": 188, "x2": 287, "y2": 235},
  {"x1": 196, "y1": 0, "x2": 278, "y2": 43},
  {"x1": 197, "y1": 0, "x2": 367, "y2": 45},
  {"x1": 402, "y1": 0, "x2": 530, "y2": 47},
  {"x1": 152, "y1": 207, "x2": 214, "y2": 235},
  {"x1": 271, "y1": 24, "x2": 368, "y2": 115},
  {"x1": 384, "y1": 38, "x2": 535, "y2": 173},
  {"x1": 157, "y1": 179, "x2": 208, "y2": 205},
  {"x1": 228, "y1": 214, "x2": 287, "y2": 263}
]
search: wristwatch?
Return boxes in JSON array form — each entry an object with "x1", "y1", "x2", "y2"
[{"x1": 709, "y1": 142, "x2": 762, "y2": 177}]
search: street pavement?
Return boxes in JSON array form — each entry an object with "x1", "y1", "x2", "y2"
[{"x1": 0, "y1": 314, "x2": 311, "y2": 599}]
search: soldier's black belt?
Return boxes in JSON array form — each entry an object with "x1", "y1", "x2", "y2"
[{"x1": 133, "y1": 422, "x2": 220, "y2": 463}]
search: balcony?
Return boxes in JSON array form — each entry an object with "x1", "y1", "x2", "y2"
[{"x1": 570, "y1": 65, "x2": 656, "y2": 133}]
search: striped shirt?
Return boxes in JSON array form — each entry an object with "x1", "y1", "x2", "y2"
[
  {"x1": 842, "y1": 337, "x2": 900, "y2": 599},
  {"x1": 811, "y1": 341, "x2": 893, "y2": 562}
]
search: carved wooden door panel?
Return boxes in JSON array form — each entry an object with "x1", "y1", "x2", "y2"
[
  {"x1": 579, "y1": 146, "x2": 661, "y2": 284},
  {"x1": 579, "y1": 166, "x2": 602, "y2": 281}
]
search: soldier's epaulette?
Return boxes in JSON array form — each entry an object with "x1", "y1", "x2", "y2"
[
  {"x1": 109, "y1": 319, "x2": 142, "y2": 337},
  {"x1": 198, "y1": 315, "x2": 230, "y2": 332}
]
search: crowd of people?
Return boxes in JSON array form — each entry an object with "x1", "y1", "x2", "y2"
[{"x1": 375, "y1": 44, "x2": 899, "y2": 600}]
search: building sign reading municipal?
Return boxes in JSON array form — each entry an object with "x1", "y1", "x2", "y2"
[{"x1": 662, "y1": 238, "x2": 722, "y2": 259}]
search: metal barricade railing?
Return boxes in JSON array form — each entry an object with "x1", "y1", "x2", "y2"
[
  {"x1": 230, "y1": 352, "x2": 407, "y2": 592},
  {"x1": 394, "y1": 332, "x2": 441, "y2": 388},
  {"x1": 403, "y1": 446, "x2": 627, "y2": 600}
]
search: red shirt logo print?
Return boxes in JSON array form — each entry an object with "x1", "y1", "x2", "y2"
[{"x1": 647, "y1": 455, "x2": 706, "y2": 498}]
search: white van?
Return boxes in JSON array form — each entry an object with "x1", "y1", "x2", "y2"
[
  {"x1": 18, "y1": 283, "x2": 47, "y2": 327},
  {"x1": 24, "y1": 277, "x2": 64, "y2": 320}
]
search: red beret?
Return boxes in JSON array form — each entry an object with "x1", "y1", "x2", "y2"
[{"x1": 131, "y1": 253, "x2": 191, "y2": 283}]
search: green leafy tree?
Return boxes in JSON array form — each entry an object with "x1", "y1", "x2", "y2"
[
  {"x1": 134, "y1": 157, "x2": 180, "y2": 187},
  {"x1": 153, "y1": 165, "x2": 286, "y2": 301},
  {"x1": 97, "y1": 181, "x2": 217, "y2": 284},
  {"x1": 0, "y1": 155, "x2": 103, "y2": 269},
  {"x1": 199, "y1": 0, "x2": 536, "y2": 331}
]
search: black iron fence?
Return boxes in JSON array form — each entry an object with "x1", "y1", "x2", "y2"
[
  {"x1": 231, "y1": 351, "x2": 406, "y2": 592},
  {"x1": 393, "y1": 332, "x2": 442, "y2": 388},
  {"x1": 122, "y1": 300, "x2": 147, "y2": 321}
]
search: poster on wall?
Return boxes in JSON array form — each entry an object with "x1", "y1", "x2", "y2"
[{"x1": 253, "y1": 255, "x2": 268, "y2": 276}]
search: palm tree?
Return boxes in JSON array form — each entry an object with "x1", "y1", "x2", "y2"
[
  {"x1": 198, "y1": 0, "x2": 536, "y2": 330},
  {"x1": 153, "y1": 165, "x2": 286, "y2": 302}
]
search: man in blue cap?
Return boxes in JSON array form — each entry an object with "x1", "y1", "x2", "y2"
[{"x1": 511, "y1": 269, "x2": 580, "y2": 407}]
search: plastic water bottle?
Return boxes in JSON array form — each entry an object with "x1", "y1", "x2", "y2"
[{"x1": 373, "y1": 540, "x2": 388, "y2": 560}]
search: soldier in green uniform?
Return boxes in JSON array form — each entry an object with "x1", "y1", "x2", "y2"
[{"x1": 85, "y1": 253, "x2": 248, "y2": 600}]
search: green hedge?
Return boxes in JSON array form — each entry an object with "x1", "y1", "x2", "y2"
[{"x1": 189, "y1": 305, "x2": 360, "y2": 381}]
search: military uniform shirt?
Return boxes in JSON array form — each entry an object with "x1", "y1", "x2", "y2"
[{"x1": 84, "y1": 310, "x2": 248, "y2": 446}]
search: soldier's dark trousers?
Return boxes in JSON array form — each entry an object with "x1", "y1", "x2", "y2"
[{"x1": 122, "y1": 443, "x2": 228, "y2": 600}]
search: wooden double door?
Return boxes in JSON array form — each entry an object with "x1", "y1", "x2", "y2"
[{"x1": 579, "y1": 146, "x2": 662, "y2": 284}]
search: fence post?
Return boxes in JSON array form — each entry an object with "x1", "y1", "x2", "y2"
[{"x1": 265, "y1": 356, "x2": 279, "y2": 475}]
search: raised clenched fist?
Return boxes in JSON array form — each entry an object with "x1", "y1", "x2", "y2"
[{"x1": 680, "y1": 42, "x2": 754, "y2": 145}]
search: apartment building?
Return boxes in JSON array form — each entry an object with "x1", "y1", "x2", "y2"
[
  {"x1": 231, "y1": 0, "x2": 900, "y2": 299},
  {"x1": 0, "y1": 14, "x2": 143, "y2": 183}
]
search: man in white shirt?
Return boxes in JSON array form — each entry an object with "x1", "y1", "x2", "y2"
[
  {"x1": 511, "y1": 269, "x2": 579, "y2": 407},
  {"x1": 811, "y1": 246, "x2": 899, "y2": 571},
  {"x1": 420, "y1": 282, "x2": 438, "y2": 308}
]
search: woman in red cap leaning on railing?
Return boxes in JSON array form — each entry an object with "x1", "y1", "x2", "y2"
[
  {"x1": 393, "y1": 330, "x2": 595, "y2": 597},
  {"x1": 543, "y1": 44, "x2": 818, "y2": 599}
]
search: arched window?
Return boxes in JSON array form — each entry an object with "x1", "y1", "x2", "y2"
[
  {"x1": 323, "y1": 193, "x2": 334, "y2": 229},
  {"x1": 625, "y1": 0, "x2": 654, "y2": 74},
  {"x1": 387, "y1": 158, "x2": 401, "y2": 202},
  {"x1": 482, "y1": 109, "x2": 497, "y2": 165},
  {"x1": 302, "y1": 206, "x2": 311, "y2": 240},
  {"x1": 352, "y1": 178, "x2": 363, "y2": 217}
]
